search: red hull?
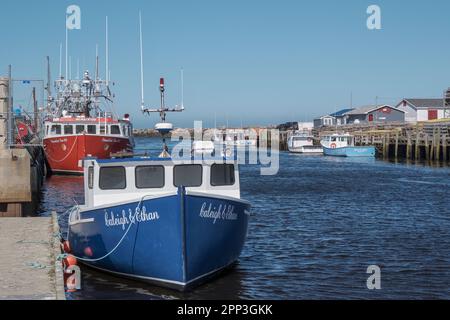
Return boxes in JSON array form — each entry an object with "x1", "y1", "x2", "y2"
[{"x1": 44, "y1": 134, "x2": 132, "y2": 174}]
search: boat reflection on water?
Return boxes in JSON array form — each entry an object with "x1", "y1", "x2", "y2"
[
  {"x1": 66, "y1": 262, "x2": 247, "y2": 300},
  {"x1": 39, "y1": 175, "x2": 84, "y2": 219}
]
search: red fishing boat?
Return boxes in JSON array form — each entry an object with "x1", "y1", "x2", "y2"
[{"x1": 43, "y1": 71, "x2": 134, "y2": 174}]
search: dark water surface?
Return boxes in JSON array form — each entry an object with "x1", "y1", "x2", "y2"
[{"x1": 39, "y1": 137, "x2": 450, "y2": 299}]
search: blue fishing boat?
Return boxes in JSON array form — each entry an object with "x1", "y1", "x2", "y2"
[
  {"x1": 67, "y1": 155, "x2": 251, "y2": 290},
  {"x1": 321, "y1": 133, "x2": 375, "y2": 157},
  {"x1": 67, "y1": 77, "x2": 251, "y2": 289},
  {"x1": 66, "y1": 16, "x2": 251, "y2": 289}
]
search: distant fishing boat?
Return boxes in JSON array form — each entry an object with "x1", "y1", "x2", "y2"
[
  {"x1": 192, "y1": 140, "x2": 215, "y2": 155},
  {"x1": 321, "y1": 133, "x2": 375, "y2": 157},
  {"x1": 287, "y1": 133, "x2": 323, "y2": 154},
  {"x1": 43, "y1": 21, "x2": 134, "y2": 174},
  {"x1": 43, "y1": 73, "x2": 134, "y2": 174},
  {"x1": 224, "y1": 130, "x2": 257, "y2": 148}
]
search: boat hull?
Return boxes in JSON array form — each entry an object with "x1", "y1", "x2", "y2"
[
  {"x1": 323, "y1": 146, "x2": 376, "y2": 157},
  {"x1": 288, "y1": 146, "x2": 323, "y2": 154},
  {"x1": 44, "y1": 134, "x2": 132, "y2": 174},
  {"x1": 68, "y1": 189, "x2": 251, "y2": 290}
]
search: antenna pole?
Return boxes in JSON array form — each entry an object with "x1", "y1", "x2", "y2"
[
  {"x1": 59, "y1": 43, "x2": 62, "y2": 79},
  {"x1": 181, "y1": 68, "x2": 184, "y2": 109},
  {"x1": 350, "y1": 91, "x2": 353, "y2": 109},
  {"x1": 95, "y1": 45, "x2": 99, "y2": 80},
  {"x1": 65, "y1": 25, "x2": 68, "y2": 81},
  {"x1": 139, "y1": 11, "x2": 145, "y2": 109},
  {"x1": 77, "y1": 59, "x2": 80, "y2": 80},
  {"x1": 106, "y1": 16, "x2": 109, "y2": 85},
  {"x1": 46, "y1": 56, "x2": 52, "y2": 97}
]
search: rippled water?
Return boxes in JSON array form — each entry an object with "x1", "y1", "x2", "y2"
[{"x1": 39, "y1": 137, "x2": 450, "y2": 299}]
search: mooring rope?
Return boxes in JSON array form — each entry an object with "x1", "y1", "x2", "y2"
[{"x1": 64, "y1": 195, "x2": 153, "y2": 263}]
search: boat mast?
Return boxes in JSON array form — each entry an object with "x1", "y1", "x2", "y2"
[
  {"x1": 59, "y1": 43, "x2": 63, "y2": 79},
  {"x1": 181, "y1": 68, "x2": 184, "y2": 110},
  {"x1": 106, "y1": 16, "x2": 109, "y2": 86},
  {"x1": 139, "y1": 12, "x2": 184, "y2": 156},
  {"x1": 46, "y1": 56, "x2": 54, "y2": 113},
  {"x1": 95, "y1": 45, "x2": 99, "y2": 80},
  {"x1": 65, "y1": 24, "x2": 68, "y2": 82},
  {"x1": 139, "y1": 11, "x2": 145, "y2": 110}
]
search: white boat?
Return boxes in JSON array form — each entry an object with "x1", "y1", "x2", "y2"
[
  {"x1": 192, "y1": 140, "x2": 215, "y2": 155},
  {"x1": 320, "y1": 133, "x2": 375, "y2": 157},
  {"x1": 287, "y1": 133, "x2": 323, "y2": 154},
  {"x1": 225, "y1": 131, "x2": 257, "y2": 148}
]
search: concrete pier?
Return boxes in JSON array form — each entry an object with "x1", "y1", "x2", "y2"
[
  {"x1": 0, "y1": 213, "x2": 65, "y2": 300},
  {"x1": 1, "y1": 75, "x2": 46, "y2": 217}
]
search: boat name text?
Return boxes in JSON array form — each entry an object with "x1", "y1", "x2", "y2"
[
  {"x1": 199, "y1": 202, "x2": 237, "y2": 224},
  {"x1": 104, "y1": 206, "x2": 160, "y2": 230}
]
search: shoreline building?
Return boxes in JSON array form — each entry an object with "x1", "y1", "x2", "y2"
[
  {"x1": 395, "y1": 98, "x2": 450, "y2": 123},
  {"x1": 345, "y1": 105, "x2": 405, "y2": 125},
  {"x1": 314, "y1": 105, "x2": 405, "y2": 128}
]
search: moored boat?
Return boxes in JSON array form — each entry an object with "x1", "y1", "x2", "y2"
[
  {"x1": 65, "y1": 13, "x2": 252, "y2": 290},
  {"x1": 68, "y1": 154, "x2": 250, "y2": 290},
  {"x1": 287, "y1": 133, "x2": 323, "y2": 154},
  {"x1": 321, "y1": 133, "x2": 375, "y2": 157},
  {"x1": 43, "y1": 114, "x2": 133, "y2": 174},
  {"x1": 67, "y1": 77, "x2": 251, "y2": 289},
  {"x1": 43, "y1": 73, "x2": 134, "y2": 174}
]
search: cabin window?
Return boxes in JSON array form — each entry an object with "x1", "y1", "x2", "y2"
[
  {"x1": 46, "y1": 125, "x2": 49, "y2": 135},
  {"x1": 99, "y1": 166, "x2": 127, "y2": 190},
  {"x1": 110, "y1": 125, "x2": 121, "y2": 135},
  {"x1": 174, "y1": 165, "x2": 203, "y2": 187},
  {"x1": 51, "y1": 125, "x2": 61, "y2": 135},
  {"x1": 64, "y1": 125, "x2": 73, "y2": 135},
  {"x1": 87, "y1": 125, "x2": 96, "y2": 134},
  {"x1": 88, "y1": 167, "x2": 94, "y2": 189},
  {"x1": 331, "y1": 137, "x2": 337, "y2": 142},
  {"x1": 76, "y1": 125, "x2": 85, "y2": 134},
  {"x1": 135, "y1": 166, "x2": 165, "y2": 189},
  {"x1": 100, "y1": 125, "x2": 106, "y2": 135},
  {"x1": 211, "y1": 164, "x2": 235, "y2": 186}
]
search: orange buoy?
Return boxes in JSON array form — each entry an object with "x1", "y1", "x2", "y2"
[
  {"x1": 63, "y1": 255, "x2": 77, "y2": 268},
  {"x1": 83, "y1": 247, "x2": 93, "y2": 257},
  {"x1": 62, "y1": 240, "x2": 71, "y2": 253}
]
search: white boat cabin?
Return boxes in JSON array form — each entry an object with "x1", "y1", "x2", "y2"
[
  {"x1": 288, "y1": 134, "x2": 314, "y2": 148},
  {"x1": 82, "y1": 157, "x2": 242, "y2": 208},
  {"x1": 321, "y1": 134, "x2": 354, "y2": 149},
  {"x1": 44, "y1": 118, "x2": 132, "y2": 139}
]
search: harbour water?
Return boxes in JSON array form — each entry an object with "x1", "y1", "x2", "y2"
[{"x1": 40, "y1": 137, "x2": 450, "y2": 300}]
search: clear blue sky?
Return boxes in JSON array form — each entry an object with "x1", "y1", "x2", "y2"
[{"x1": 1, "y1": 0, "x2": 450, "y2": 128}]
